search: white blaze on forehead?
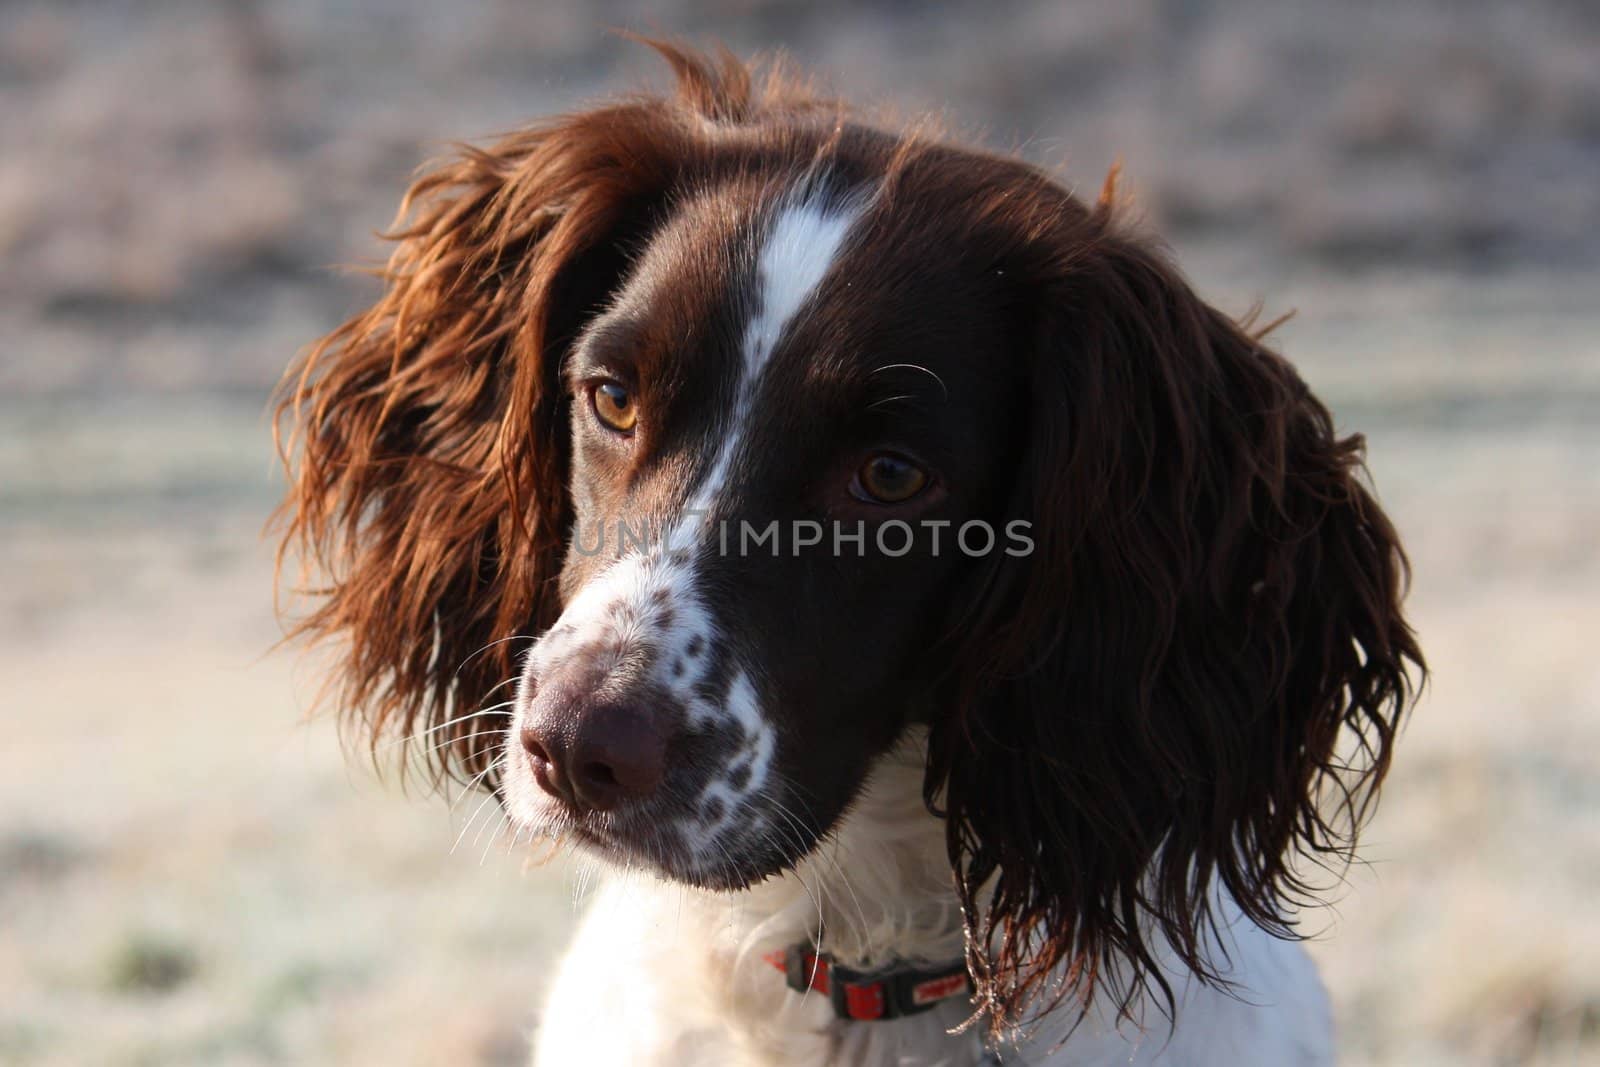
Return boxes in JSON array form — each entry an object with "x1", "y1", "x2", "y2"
[
  {"x1": 745, "y1": 198, "x2": 862, "y2": 376},
  {"x1": 682, "y1": 191, "x2": 866, "y2": 521}
]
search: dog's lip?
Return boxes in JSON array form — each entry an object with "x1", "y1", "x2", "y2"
[
  {"x1": 527, "y1": 798, "x2": 647, "y2": 849},
  {"x1": 538, "y1": 809, "x2": 796, "y2": 891},
  {"x1": 564, "y1": 819, "x2": 697, "y2": 879}
]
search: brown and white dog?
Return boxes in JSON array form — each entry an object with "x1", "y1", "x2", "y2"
[{"x1": 276, "y1": 41, "x2": 1422, "y2": 1065}]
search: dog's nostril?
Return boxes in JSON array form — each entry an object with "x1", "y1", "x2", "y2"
[
  {"x1": 581, "y1": 761, "x2": 619, "y2": 788},
  {"x1": 520, "y1": 725, "x2": 578, "y2": 807},
  {"x1": 520, "y1": 726, "x2": 552, "y2": 765}
]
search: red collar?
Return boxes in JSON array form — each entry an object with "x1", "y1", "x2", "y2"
[{"x1": 762, "y1": 943, "x2": 974, "y2": 1022}]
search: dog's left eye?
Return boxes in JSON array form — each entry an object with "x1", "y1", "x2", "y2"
[
  {"x1": 590, "y1": 380, "x2": 637, "y2": 434},
  {"x1": 851, "y1": 452, "x2": 929, "y2": 504}
]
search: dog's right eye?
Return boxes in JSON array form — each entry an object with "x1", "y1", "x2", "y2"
[
  {"x1": 590, "y1": 380, "x2": 638, "y2": 434},
  {"x1": 851, "y1": 452, "x2": 930, "y2": 504}
]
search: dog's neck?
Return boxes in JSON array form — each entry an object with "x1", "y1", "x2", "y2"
[{"x1": 566, "y1": 728, "x2": 1332, "y2": 1065}]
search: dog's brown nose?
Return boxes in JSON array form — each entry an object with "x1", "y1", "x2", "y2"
[{"x1": 521, "y1": 701, "x2": 667, "y2": 812}]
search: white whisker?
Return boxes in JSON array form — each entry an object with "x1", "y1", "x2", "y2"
[
  {"x1": 869, "y1": 361, "x2": 949, "y2": 401},
  {"x1": 453, "y1": 634, "x2": 538, "y2": 678},
  {"x1": 450, "y1": 767, "x2": 504, "y2": 855},
  {"x1": 378, "y1": 701, "x2": 516, "y2": 753}
]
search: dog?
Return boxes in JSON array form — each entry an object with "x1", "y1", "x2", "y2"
[{"x1": 276, "y1": 40, "x2": 1422, "y2": 1065}]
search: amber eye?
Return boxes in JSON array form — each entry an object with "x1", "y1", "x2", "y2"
[
  {"x1": 852, "y1": 453, "x2": 929, "y2": 504},
  {"x1": 590, "y1": 380, "x2": 637, "y2": 434}
]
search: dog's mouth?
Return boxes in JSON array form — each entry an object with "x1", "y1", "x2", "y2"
[{"x1": 570, "y1": 815, "x2": 805, "y2": 891}]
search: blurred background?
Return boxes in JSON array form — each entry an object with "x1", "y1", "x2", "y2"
[{"x1": 2, "y1": 1, "x2": 1597, "y2": 1064}]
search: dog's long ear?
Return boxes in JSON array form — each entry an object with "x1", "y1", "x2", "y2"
[
  {"x1": 928, "y1": 197, "x2": 1424, "y2": 1036},
  {"x1": 273, "y1": 98, "x2": 689, "y2": 789}
]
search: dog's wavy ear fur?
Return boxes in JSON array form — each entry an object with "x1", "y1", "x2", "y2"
[
  {"x1": 273, "y1": 43, "x2": 768, "y2": 789},
  {"x1": 928, "y1": 188, "x2": 1425, "y2": 1037}
]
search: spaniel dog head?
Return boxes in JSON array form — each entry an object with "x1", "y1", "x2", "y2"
[{"x1": 277, "y1": 41, "x2": 1422, "y2": 1035}]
